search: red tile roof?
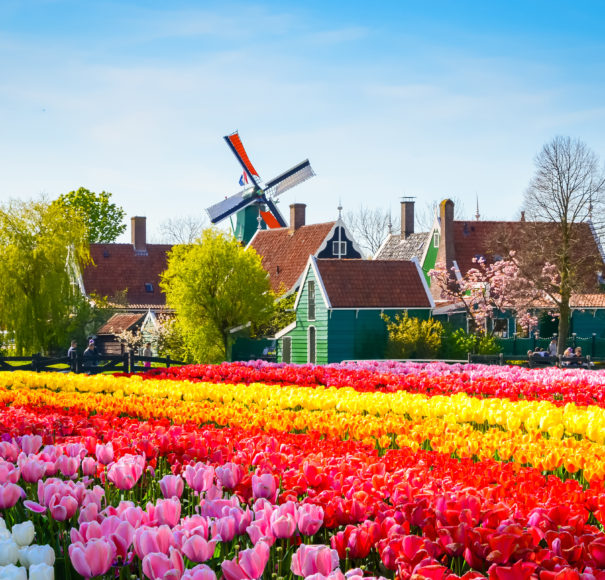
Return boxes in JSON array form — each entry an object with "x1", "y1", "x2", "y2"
[
  {"x1": 248, "y1": 223, "x2": 336, "y2": 293},
  {"x1": 97, "y1": 313, "x2": 144, "y2": 335},
  {"x1": 452, "y1": 221, "x2": 604, "y2": 277},
  {"x1": 82, "y1": 244, "x2": 172, "y2": 307},
  {"x1": 315, "y1": 259, "x2": 432, "y2": 308},
  {"x1": 571, "y1": 294, "x2": 605, "y2": 308}
]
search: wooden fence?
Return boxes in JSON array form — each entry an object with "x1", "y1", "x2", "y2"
[{"x1": 0, "y1": 352, "x2": 187, "y2": 374}]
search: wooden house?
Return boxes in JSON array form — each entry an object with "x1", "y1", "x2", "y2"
[{"x1": 275, "y1": 257, "x2": 434, "y2": 364}]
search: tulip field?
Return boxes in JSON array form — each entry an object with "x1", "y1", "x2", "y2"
[{"x1": 2, "y1": 362, "x2": 605, "y2": 579}]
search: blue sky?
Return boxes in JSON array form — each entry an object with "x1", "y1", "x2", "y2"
[{"x1": 2, "y1": 1, "x2": 605, "y2": 241}]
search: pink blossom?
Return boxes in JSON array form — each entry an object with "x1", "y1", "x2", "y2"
[
  {"x1": 0, "y1": 461, "x2": 20, "y2": 485},
  {"x1": 251, "y1": 473, "x2": 277, "y2": 502},
  {"x1": 184, "y1": 463, "x2": 215, "y2": 493},
  {"x1": 95, "y1": 442, "x2": 114, "y2": 465},
  {"x1": 18, "y1": 456, "x2": 46, "y2": 483},
  {"x1": 0, "y1": 483, "x2": 24, "y2": 509},
  {"x1": 298, "y1": 504, "x2": 324, "y2": 536},
  {"x1": 69, "y1": 539, "x2": 116, "y2": 579},
  {"x1": 107, "y1": 454, "x2": 144, "y2": 490},
  {"x1": 215, "y1": 463, "x2": 244, "y2": 489},
  {"x1": 133, "y1": 525, "x2": 176, "y2": 559},
  {"x1": 19, "y1": 435, "x2": 43, "y2": 455},
  {"x1": 159, "y1": 474, "x2": 184, "y2": 499},
  {"x1": 81, "y1": 457, "x2": 97, "y2": 477},
  {"x1": 155, "y1": 497, "x2": 182, "y2": 527},
  {"x1": 291, "y1": 544, "x2": 340, "y2": 577},
  {"x1": 142, "y1": 547, "x2": 184, "y2": 580},
  {"x1": 221, "y1": 540, "x2": 270, "y2": 580},
  {"x1": 182, "y1": 564, "x2": 217, "y2": 580},
  {"x1": 181, "y1": 534, "x2": 218, "y2": 563}
]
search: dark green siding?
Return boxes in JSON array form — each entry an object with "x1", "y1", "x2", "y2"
[
  {"x1": 422, "y1": 231, "x2": 439, "y2": 285},
  {"x1": 571, "y1": 309, "x2": 605, "y2": 338}
]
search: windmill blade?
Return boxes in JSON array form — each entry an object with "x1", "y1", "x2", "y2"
[
  {"x1": 206, "y1": 191, "x2": 259, "y2": 224},
  {"x1": 263, "y1": 159, "x2": 315, "y2": 198},
  {"x1": 224, "y1": 132, "x2": 261, "y2": 190},
  {"x1": 262, "y1": 197, "x2": 287, "y2": 227}
]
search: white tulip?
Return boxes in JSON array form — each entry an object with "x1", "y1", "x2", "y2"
[
  {"x1": 0, "y1": 533, "x2": 9, "y2": 542},
  {"x1": 0, "y1": 541, "x2": 19, "y2": 566},
  {"x1": 29, "y1": 563, "x2": 54, "y2": 580},
  {"x1": 18, "y1": 546, "x2": 55, "y2": 569},
  {"x1": 0, "y1": 564, "x2": 26, "y2": 580},
  {"x1": 11, "y1": 523, "x2": 34, "y2": 547},
  {"x1": 0, "y1": 518, "x2": 6, "y2": 531}
]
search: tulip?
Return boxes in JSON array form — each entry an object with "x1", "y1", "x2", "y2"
[
  {"x1": 0, "y1": 485, "x2": 23, "y2": 510},
  {"x1": 0, "y1": 463, "x2": 20, "y2": 486},
  {"x1": 291, "y1": 545, "x2": 339, "y2": 578},
  {"x1": 221, "y1": 540, "x2": 270, "y2": 580},
  {"x1": 142, "y1": 547, "x2": 184, "y2": 580},
  {"x1": 155, "y1": 497, "x2": 182, "y2": 527},
  {"x1": 17, "y1": 458, "x2": 45, "y2": 484},
  {"x1": 48, "y1": 494, "x2": 78, "y2": 521},
  {"x1": 298, "y1": 504, "x2": 324, "y2": 536},
  {"x1": 215, "y1": 463, "x2": 244, "y2": 489},
  {"x1": 95, "y1": 442, "x2": 114, "y2": 465},
  {"x1": 212, "y1": 516, "x2": 236, "y2": 542},
  {"x1": 184, "y1": 463, "x2": 214, "y2": 493},
  {"x1": 29, "y1": 563, "x2": 54, "y2": 580},
  {"x1": 0, "y1": 564, "x2": 26, "y2": 580},
  {"x1": 0, "y1": 444, "x2": 19, "y2": 464},
  {"x1": 251, "y1": 474, "x2": 277, "y2": 501},
  {"x1": 0, "y1": 540, "x2": 19, "y2": 566},
  {"x1": 81, "y1": 457, "x2": 97, "y2": 477},
  {"x1": 159, "y1": 475, "x2": 184, "y2": 499},
  {"x1": 19, "y1": 435, "x2": 43, "y2": 455},
  {"x1": 133, "y1": 525, "x2": 176, "y2": 559},
  {"x1": 11, "y1": 522, "x2": 34, "y2": 547},
  {"x1": 18, "y1": 544, "x2": 55, "y2": 568},
  {"x1": 182, "y1": 564, "x2": 217, "y2": 580},
  {"x1": 270, "y1": 509, "x2": 297, "y2": 539},
  {"x1": 56, "y1": 455, "x2": 80, "y2": 478},
  {"x1": 69, "y1": 539, "x2": 115, "y2": 579},
  {"x1": 182, "y1": 535, "x2": 218, "y2": 563},
  {"x1": 107, "y1": 455, "x2": 144, "y2": 490}
]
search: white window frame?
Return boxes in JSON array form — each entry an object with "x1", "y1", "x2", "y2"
[
  {"x1": 307, "y1": 281, "x2": 316, "y2": 321},
  {"x1": 332, "y1": 241, "x2": 347, "y2": 257}
]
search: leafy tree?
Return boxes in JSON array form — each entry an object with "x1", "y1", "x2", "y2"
[
  {"x1": 0, "y1": 198, "x2": 90, "y2": 354},
  {"x1": 161, "y1": 229, "x2": 274, "y2": 362},
  {"x1": 382, "y1": 312, "x2": 443, "y2": 359},
  {"x1": 55, "y1": 187, "x2": 126, "y2": 243},
  {"x1": 251, "y1": 292, "x2": 296, "y2": 338},
  {"x1": 445, "y1": 328, "x2": 500, "y2": 357}
]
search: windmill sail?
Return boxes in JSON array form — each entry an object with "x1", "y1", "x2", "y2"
[
  {"x1": 264, "y1": 159, "x2": 315, "y2": 198},
  {"x1": 224, "y1": 132, "x2": 261, "y2": 188},
  {"x1": 206, "y1": 191, "x2": 258, "y2": 224}
]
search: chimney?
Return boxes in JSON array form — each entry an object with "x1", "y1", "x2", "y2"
[
  {"x1": 131, "y1": 216, "x2": 147, "y2": 253},
  {"x1": 290, "y1": 203, "x2": 306, "y2": 231},
  {"x1": 520, "y1": 211, "x2": 526, "y2": 222},
  {"x1": 400, "y1": 197, "x2": 415, "y2": 238},
  {"x1": 432, "y1": 199, "x2": 455, "y2": 300}
]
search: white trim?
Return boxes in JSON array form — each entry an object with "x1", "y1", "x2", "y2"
[
  {"x1": 307, "y1": 325, "x2": 317, "y2": 364},
  {"x1": 452, "y1": 260, "x2": 463, "y2": 281},
  {"x1": 412, "y1": 257, "x2": 435, "y2": 309},
  {"x1": 329, "y1": 307, "x2": 433, "y2": 310},
  {"x1": 229, "y1": 321, "x2": 251, "y2": 334},
  {"x1": 141, "y1": 309, "x2": 159, "y2": 330},
  {"x1": 419, "y1": 216, "x2": 440, "y2": 266},
  {"x1": 314, "y1": 219, "x2": 364, "y2": 260},
  {"x1": 293, "y1": 259, "x2": 312, "y2": 311},
  {"x1": 295, "y1": 256, "x2": 332, "y2": 311},
  {"x1": 588, "y1": 220, "x2": 605, "y2": 264},
  {"x1": 274, "y1": 321, "x2": 296, "y2": 339}
]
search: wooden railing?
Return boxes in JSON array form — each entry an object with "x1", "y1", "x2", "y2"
[{"x1": 0, "y1": 352, "x2": 188, "y2": 374}]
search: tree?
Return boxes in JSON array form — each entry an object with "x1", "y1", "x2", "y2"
[
  {"x1": 55, "y1": 187, "x2": 126, "y2": 243},
  {"x1": 158, "y1": 215, "x2": 208, "y2": 245},
  {"x1": 0, "y1": 198, "x2": 91, "y2": 354},
  {"x1": 518, "y1": 137, "x2": 605, "y2": 354},
  {"x1": 382, "y1": 312, "x2": 443, "y2": 358},
  {"x1": 160, "y1": 229, "x2": 274, "y2": 362},
  {"x1": 344, "y1": 205, "x2": 399, "y2": 257}
]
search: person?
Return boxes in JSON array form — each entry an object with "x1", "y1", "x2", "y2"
[
  {"x1": 67, "y1": 340, "x2": 78, "y2": 372},
  {"x1": 548, "y1": 339, "x2": 557, "y2": 357},
  {"x1": 142, "y1": 342, "x2": 152, "y2": 368},
  {"x1": 82, "y1": 339, "x2": 99, "y2": 373}
]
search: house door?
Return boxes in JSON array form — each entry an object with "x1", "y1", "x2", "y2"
[
  {"x1": 282, "y1": 337, "x2": 292, "y2": 363},
  {"x1": 308, "y1": 326, "x2": 316, "y2": 364}
]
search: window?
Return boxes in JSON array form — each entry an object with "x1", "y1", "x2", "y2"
[
  {"x1": 492, "y1": 318, "x2": 508, "y2": 338},
  {"x1": 308, "y1": 281, "x2": 316, "y2": 321},
  {"x1": 332, "y1": 241, "x2": 347, "y2": 257},
  {"x1": 282, "y1": 337, "x2": 292, "y2": 364},
  {"x1": 145, "y1": 283, "x2": 154, "y2": 293},
  {"x1": 433, "y1": 232, "x2": 440, "y2": 247},
  {"x1": 308, "y1": 326, "x2": 316, "y2": 364}
]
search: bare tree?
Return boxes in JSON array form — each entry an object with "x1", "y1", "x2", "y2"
[
  {"x1": 158, "y1": 215, "x2": 208, "y2": 244},
  {"x1": 415, "y1": 197, "x2": 467, "y2": 231},
  {"x1": 343, "y1": 205, "x2": 400, "y2": 257},
  {"x1": 519, "y1": 137, "x2": 605, "y2": 354}
]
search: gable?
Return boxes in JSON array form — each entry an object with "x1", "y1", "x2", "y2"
[{"x1": 316, "y1": 225, "x2": 362, "y2": 259}]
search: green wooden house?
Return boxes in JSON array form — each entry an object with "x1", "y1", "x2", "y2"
[{"x1": 275, "y1": 257, "x2": 434, "y2": 364}]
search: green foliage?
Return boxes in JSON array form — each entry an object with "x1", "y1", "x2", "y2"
[
  {"x1": 0, "y1": 199, "x2": 91, "y2": 354},
  {"x1": 382, "y1": 313, "x2": 443, "y2": 359},
  {"x1": 160, "y1": 229, "x2": 274, "y2": 362},
  {"x1": 55, "y1": 187, "x2": 126, "y2": 243},
  {"x1": 446, "y1": 328, "x2": 501, "y2": 357},
  {"x1": 251, "y1": 292, "x2": 296, "y2": 338}
]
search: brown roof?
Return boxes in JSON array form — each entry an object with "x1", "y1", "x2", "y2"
[
  {"x1": 248, "y1": 223, "x2": 335, "y2": 293},
  {"x1": 82, "y1": 244, "x2": 172, "y2": 307},
  {"x1": 314, "y1": 259, "x2": 432, "y2": 308},
  {"x1": 452, "y1": 220, "x2": 604, "y2": 278},
  {"x1": 571, "y1": 294, "x2": 605, "y2": 308},
  {"x1": 97, "y1": 313, "x2": 144, "y2": 335},
  {"x1": 375, "y1": 232, "x2": 431, "y2": 260}
]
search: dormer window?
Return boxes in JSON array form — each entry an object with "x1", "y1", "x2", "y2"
[
  {"x1": 145, "y1": 283, "x2": 154, "y2": 293},
  {"x1": 332, "y1": 241, "x2": 347, "y2": 257}
]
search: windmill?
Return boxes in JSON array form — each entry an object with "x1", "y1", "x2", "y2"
[{"x1": 206, "y1": 131, "x2": 316, "y2": 244}]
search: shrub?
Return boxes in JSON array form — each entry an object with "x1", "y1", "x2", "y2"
[{"x1": 382, "y1": 313, "x2": 443, "y2": 359}]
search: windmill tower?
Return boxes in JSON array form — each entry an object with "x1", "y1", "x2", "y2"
[{"x1": 206, "y1": 132, "x2": 316, "y2": 244}]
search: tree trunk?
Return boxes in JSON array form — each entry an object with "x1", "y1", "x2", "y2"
[
  {"x1": 222, "y1": 332, "x2": 232, "y2": 362},
  {"x1": 557, "y1": 300, "x2": 571, "y2": 355}
]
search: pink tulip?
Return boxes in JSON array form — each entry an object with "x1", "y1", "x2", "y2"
[
  {"x1": 0, "y1": 461, "x2": 19, "y2": 485},
  {"x1": 270, "y1": 509, "x2": 297, "y2": 539},
  {"x1": 215, "y1": 463, "x2": 244, "y2": 489},
  {"x1": 100, "y1": 516, "x2": 134, "y2": 560},
  {"x1": 81, "y1": 457, "x2": 97, "y2": 477},
  {"x1": 182, "y1": 564, "x2": 217, "y2": 580},
  {"x1": 212, "y1": 516, "x2": 236, "y2": 541},
  {"x1": 95, "y1": 442, "x2": 114, "y2": 465},
  {"x1": 18, "y1": 457, "x2": 46, "y2": 483},
  {"x1": 71, "y1": 521, "x2": 103, "y2": 544},
  {"x1": 49, "y1": 493, "x2": 78, "y2": 521},
  {"x1": 160, "y1": 475, "x2": 184, "y2": 499},
  {"x1": 0, "y1": 483, "x2": 24, "y2": 509},
  {"x1": 246, "y1": 517, "x2": 275, "y2": 546},
  {"x1": 0, "y1": 442, "x2": 19, "y2": 462},
  {"x1": 134, "y1": 525, "x2": 176, "y2": 559},
  {"x1": 291, "y1": 545, "x2": 339, "y2": 578},
  {"x1": 178, "y1": 515, "x2": 210, "y2": 538},
  {"x1": 298, "y1": 504, "x2": 324, "y2": 536},
  {"x1": 182, "y1": 534, "x2": 218, "y2": 563},
  {"x1": 69, "y1": 539, "x2": 116, "y2": 578},
  {"x1": 78, "y1": 503, "x2": 99, "y2": 524},
  {"x1": 251, "y1": 473, "x2": 277, "y2": 502},
  {"x1": 107, "y1": 455, "x2": 144, "y2": 490},
  {"x1": 142, "y1": 547, "x2": 184, "y2": 580},
  {"x1": 19, "y1": 435, "x2": 43, "y2": 455},
  {"x1": 156, "y1": 497, "x2": 182, "y2": 527},
  {"x1": 64, "y1": 442, "x2": 87, "y2": 458},
  {"x1": 221, "y1": 540, "x2": 270, "y2": 580},
  {"x1": 57, "y1": 455, "x2": 80, "y2": 478},
  {"x1": 184, "y1": 463, "x2": 215, "y2": 493},
  {"x1": 226, "y1": 506, "x2": 253, "y2": 535}
]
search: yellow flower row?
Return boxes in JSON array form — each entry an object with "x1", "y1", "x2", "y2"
[
  {"x1": 6, "y1": 371, "x2": 605, "y2": 443},
  {"x1": 2, "y1": 372, "x2": 605, "y2": 483}
]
